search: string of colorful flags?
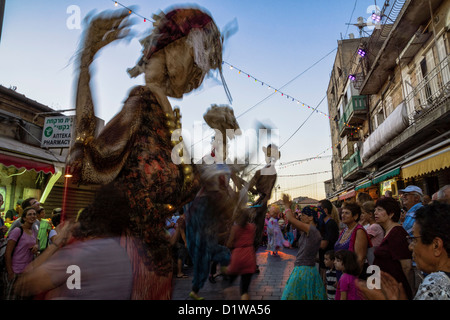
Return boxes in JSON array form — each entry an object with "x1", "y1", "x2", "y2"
[
  {"x1": 223, "y1": 61, "x2": 332, "y2": 120},
  {"x1": 109, "y1": 0, "x2": 358, "y2": 161},
  {"x1": 111, "y1": 0, "x2": 152, "y2": 22},
  {"x1": 278, "y1": 170, "x2": 331, "y2": 177},
  {"x1": 277, "y1": 155, "x2": 332, "y2": 170}
]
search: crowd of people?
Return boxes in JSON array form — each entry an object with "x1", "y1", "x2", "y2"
[
  {"x1": 0, "y1": 194, "x2": 63, "y2": 299},
  {"x1": 0, "y1": 3, "x2": 449, "y2": 301},
  {"x1": 1, "y1": 180, "x2": 449, "y2": 301},
  {"x1": 166, "y1": 183, "x2": 450, "y2": 301},
  {"x1": 273, "y1": 184, "x2": 450, "y2": 300}
]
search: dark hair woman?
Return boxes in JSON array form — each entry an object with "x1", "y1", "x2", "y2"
[
  {"x1": 357, "y1": 201, "x2": 450, "y2": 300},
  {"x1": 334, "y1": 201, "x2": 370, "y2": 280},
  {"x1": 373, "y1": 196, "x2": 413, "y2": 299}
]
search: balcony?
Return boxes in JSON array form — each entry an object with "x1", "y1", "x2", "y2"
[
  {"x1": 338, "y1": 95, "x2": 368, "y2": 137},
  {"x1": 343, "y1": 150, "x2": 362, "y2": 179},
  {"x1": 361, "y1": 56, "x2": 450, "y2": 168},
  {"x1": 404, "y1": 56, "x2": 450, "y2": 124}
]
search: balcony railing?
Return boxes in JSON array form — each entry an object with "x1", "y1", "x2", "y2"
[
  {"x1": 360, "y1": 55, "x2": 449, "y2": 164},
  {"x1": 342, "y1": 150, "x2": 362, "y2": 178},
  {"x1": 404, "y1": 56, "x2": 450, "y2": 125},
  {"x1": 338, "y1": 95, "x2": 368, "y2": 135}
]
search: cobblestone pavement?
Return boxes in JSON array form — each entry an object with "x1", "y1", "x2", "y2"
[{"x1": 171, "y1": 246, "x2": 298, "y2": 300}]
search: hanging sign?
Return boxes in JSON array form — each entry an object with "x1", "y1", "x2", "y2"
[{"x1": 41, "y1": 116, "x2": 74, "y2": 148}]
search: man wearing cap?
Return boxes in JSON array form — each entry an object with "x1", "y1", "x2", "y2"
[
  {"x1": 399, "y1": 185, "x2": 424, "y2": 294},
  {"x1": 399, "y1": 185, "x2": 424, "y2": 237}
]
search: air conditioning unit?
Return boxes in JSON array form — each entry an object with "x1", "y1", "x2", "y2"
[{"x1": 21, "y1": 122, "x2": 43, "y2": 147}]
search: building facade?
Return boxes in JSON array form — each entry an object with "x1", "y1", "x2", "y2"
[
  {"x1": 0, "y1": 85, "x2": 102, "y2": 219},
  {"x1": 327, "y1": 0, "x2": 450, "y2": 203}
]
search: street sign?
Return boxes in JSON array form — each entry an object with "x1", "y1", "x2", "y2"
[{"x1": 41, "y1": 116, "x2": 74, "y2": 148}]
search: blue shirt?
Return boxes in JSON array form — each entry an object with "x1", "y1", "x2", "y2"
[{"x1": 402, "y1": 202, "x2": 424, "y2": 236}]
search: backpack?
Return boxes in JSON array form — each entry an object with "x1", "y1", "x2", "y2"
[{"x1": 0, "y1": 226, "x2": 24, "y2": 271}]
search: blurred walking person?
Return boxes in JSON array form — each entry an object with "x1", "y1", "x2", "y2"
[{"x1": 225, "y1": 208, "x2": 256, "y2": 300}]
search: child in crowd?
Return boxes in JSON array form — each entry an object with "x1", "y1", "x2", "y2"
[
  {"x1": 266, "y1": 205, "x2": 284, "y2": 256},
  {"x1": 334, "y1": 250, "x2": 361, "y2": 300},
  {"x1": 324, "y1": 250, "x2": 337, "y2": 300}
]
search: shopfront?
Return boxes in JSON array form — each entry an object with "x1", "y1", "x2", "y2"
[
  {"x1": 0, "y1": 137, "x2": 65, "y2": 218},
  {"x1": 401, "y1": 145, "x2": 450, "y2": 196}
]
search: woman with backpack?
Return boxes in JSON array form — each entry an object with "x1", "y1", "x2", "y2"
[{"x1": 3, "y1": 206, "x2": 39, "y2": 299}]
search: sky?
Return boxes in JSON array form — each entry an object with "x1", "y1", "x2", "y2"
[{"x1": 0, "y1": 0, "x2": 380, "y2": 201}]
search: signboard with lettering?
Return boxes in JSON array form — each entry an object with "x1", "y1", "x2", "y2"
[{"x1": 41, "y1": 116, "x2": 74, "y2": 148}]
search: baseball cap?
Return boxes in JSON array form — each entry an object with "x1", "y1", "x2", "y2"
[{"x1": 399, "y1": 185, "x2": 423, "y2": 196}]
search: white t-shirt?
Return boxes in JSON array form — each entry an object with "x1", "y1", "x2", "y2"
[{"x1": 48, "y1": 229, "x2": 57, "y2": 245}]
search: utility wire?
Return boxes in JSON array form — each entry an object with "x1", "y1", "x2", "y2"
[
  {"x1": 278, "y1": 170, "x2": 331, "y2": 177},
  {"x1": 235, "y1": 47, "x2": 337, "y2": 119},
  {"x1": 279, "y1": 94, "x2": 327, "y2": 149},
  {"x1": 343, "y1": 0, "x2": 358, "y2": 39},
  {"x1": 190, "y1": 47, "x2": 337, "y2": 149}
]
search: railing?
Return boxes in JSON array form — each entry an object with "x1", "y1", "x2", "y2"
[
  {"x1": 404, "y1": 56, "x2": 450, "y2": 125},
  {"x1": 342, "y1": 150, "x2": 362, "y2": 177},
  {"x1": 338, "y1": 95, "x2": 368, "y2": 134}
]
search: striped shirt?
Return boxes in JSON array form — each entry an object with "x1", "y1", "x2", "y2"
[{"x1": 326, "y1": 268, "x2": 337, "y2": 300}]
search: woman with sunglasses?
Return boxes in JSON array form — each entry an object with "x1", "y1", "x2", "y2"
[{"x1": 357, "y1": 201, "x2": 450, "y2": 300}]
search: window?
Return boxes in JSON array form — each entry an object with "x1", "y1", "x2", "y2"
[
  {"x1": 385, "y1": 96, "x2": 393, "y2": 117},
  {"x1": 373, "y1": 105, "x2": 384, "y2": 129},
  {"x1": 376, "y1": 108, "x2": 385, "y2": 127},
  {"x1": 341, "y1": 135, "x2": 348, "y2": 159},
  {"x1": 436, "y1": 36, "x2": 450, "y2": 84}
]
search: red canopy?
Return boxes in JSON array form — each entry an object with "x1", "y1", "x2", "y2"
[
  {"x1": 338, "y1": 189, "x2": 356, "y2": 201},
  {"x1": 0, "y1": 153, "x2": 55, "y2": 174}
]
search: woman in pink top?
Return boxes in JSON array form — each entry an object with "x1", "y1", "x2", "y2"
[{"x1": 3, "y1": 206, "x2": 39, "y2": 299}]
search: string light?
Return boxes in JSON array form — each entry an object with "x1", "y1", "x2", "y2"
[
  {"x1": 357, "y1": 48, "x2": 366, "y2": 57},
  {"x1": 223, "y1": 61, "x2": 331, "y2": 119},
  {"x1": 278, "y1": 170, "x2": 331, "y2": 177},
  {"x1": 371, "y1": 11, "x2": 382, "y2": 23},
  {"x1": 277, "y1": 157, "x2": 332, "y2": 170},
  {"x1": 111, "y1": 0, "x2": 152, "y2": 23},
  {"x1": 107, "y1": 1, "x2": 361, "y2": 194},
  {"x1": 225, "y1": 62, "x2": 360, "y2": 143}
]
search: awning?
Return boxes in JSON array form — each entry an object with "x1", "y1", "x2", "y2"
[
  {"x1": 338, "y1": 189, "x2": 356, "y2": 200},
  {"x1": 401, "y1": 145, "x2": 450, "y2": 179},
  {"x1": 373, "y1": 167, "x2": 401, "y2": 184},
  {"x1": 355, "y1": 180, "x2": 373, "y2": 191},
  {"x1": 0, "y1": 136, "x2": 65, "y2": 174},
  {"x1": 362, "y1": 102, "x2": 408, "y2": 162},
  {"x1": 0, "y1": 153, "x2": 55, "y2": 174}
]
